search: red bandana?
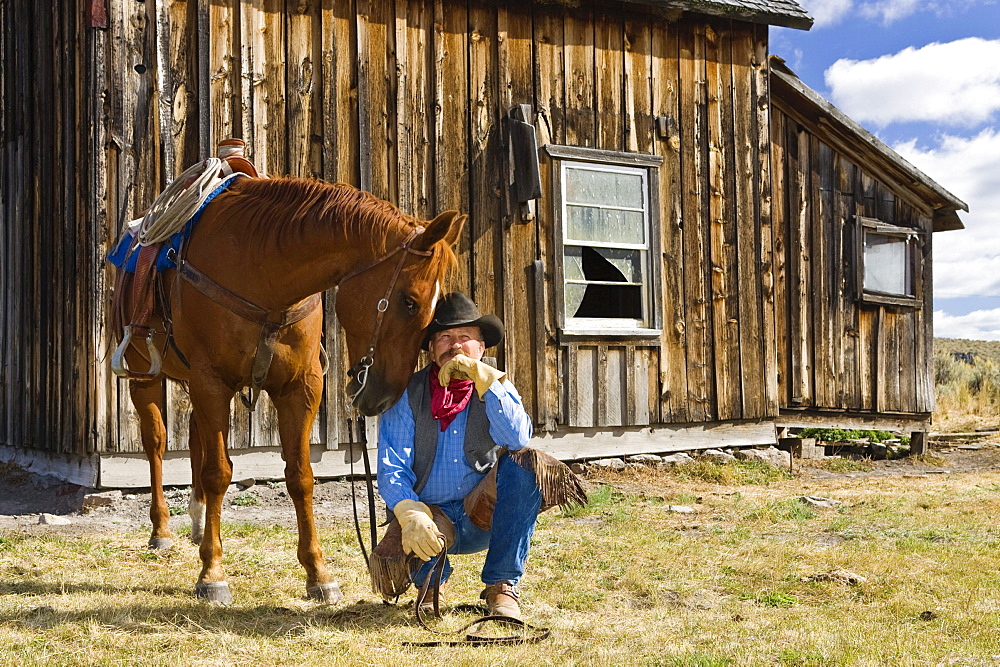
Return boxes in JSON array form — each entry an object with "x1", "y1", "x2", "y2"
[{"x1": 429, "y1": 362, "x2": 475, "y2": 431}]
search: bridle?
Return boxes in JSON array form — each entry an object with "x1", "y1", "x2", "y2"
[{"x1": 339, "y1": 225, "x2": 434, "y2": 403}]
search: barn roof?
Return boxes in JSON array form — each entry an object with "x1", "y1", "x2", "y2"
[
  {"x1": 770, "y1": 57, "x2": 967, "y2": 232},
  {"x1": 620, "y1": 0, "x2": 813, "y2": 30}
]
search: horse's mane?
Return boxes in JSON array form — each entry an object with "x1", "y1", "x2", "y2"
[{"x1": 221, "y1": 176, "x2": 457, "y2": 279}]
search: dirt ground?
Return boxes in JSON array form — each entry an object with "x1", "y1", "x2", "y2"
[{"x1": 2, "y1": 438, "x2": 999, "y2": 540}]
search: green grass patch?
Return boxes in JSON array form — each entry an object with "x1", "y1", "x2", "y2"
[
  {"x1": 743, "y1": 590, "x2": 798, "y2": 607},
  {"x1": 231, "y1": 493, "x2": 262, "y2": 507},
  {"x1": 560, "y1": 483, "x2": 617, "y2": 517},
  {"x1": 798, "y1": 428, "x2": 908, "y2": 444},
  {"x1": 814, "y1": 457, "x2": 876, "y2": 473},
  {"x1": 670, "y1": 459, "x2": 792, "y2": 485}
]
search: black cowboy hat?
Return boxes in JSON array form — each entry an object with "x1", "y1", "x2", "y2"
[{"x1": 423, "y1": 292, "x2": 504, "y2": 349}]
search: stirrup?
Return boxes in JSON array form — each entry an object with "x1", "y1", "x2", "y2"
[{"x1": 111, "y1": 325, "x2": 163, "y2": 379}]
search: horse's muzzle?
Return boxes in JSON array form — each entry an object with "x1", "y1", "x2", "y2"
[{"x1": 346, "y1": 378, "x2": 396, "y2": 416}]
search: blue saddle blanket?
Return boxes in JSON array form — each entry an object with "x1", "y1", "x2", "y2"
[{"x1": 107, "y1": 173, "x2": 244, "y2": 273}]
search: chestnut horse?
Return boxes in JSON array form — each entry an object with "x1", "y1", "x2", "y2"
[{"x1": 114, "y1": 176, "x2": 464, "y2": 604}]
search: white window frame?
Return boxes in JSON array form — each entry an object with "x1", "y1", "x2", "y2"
[
  {"x1": 853, "y1": 216, "x2": 923, "y2": 308},
  {"x1": 544, "y1": 145, "x2": 663, "y2": 340}
]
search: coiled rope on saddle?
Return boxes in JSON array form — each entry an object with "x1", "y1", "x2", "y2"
[{"x1": 135, "y1": 158, "x2": 226, "y2": 246}]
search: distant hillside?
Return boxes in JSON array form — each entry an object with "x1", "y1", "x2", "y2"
[{"x1": 935, "y1": 338, "x2": 1000, "y2": 366}]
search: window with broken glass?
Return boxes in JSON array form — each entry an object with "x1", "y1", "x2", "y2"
[{"x1": 546, "y1": 147, "x2": 662, "y2": 338}]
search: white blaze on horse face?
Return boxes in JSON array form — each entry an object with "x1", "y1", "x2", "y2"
[{"x1": 430, "y1": 281, "x2": 441, "y2": 312}]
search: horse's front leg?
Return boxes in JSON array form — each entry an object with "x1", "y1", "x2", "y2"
[
  {"x1": 127, "y1": 376, "x2": 174, "y2": 550},
  {"x1": 271, "y1": 372, "x2": 343, "y2": 603},
  {"x1": 189, "y1": 375, "x2": 236, "y2": 604}
]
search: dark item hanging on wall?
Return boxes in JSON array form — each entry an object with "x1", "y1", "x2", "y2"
[{"x1": 506, "y1": 104, "x2": 542, "y2": 203}]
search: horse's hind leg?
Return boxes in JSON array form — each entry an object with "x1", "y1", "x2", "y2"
[
  {"x1": 128, "y1": 377, "x2": 174, "y2": 550},
  {"x1": 187, "y1": 412, "x2": 207, "y2": 545},
  {"x1": 271, "y1": 374, "x2": 343, "y2": 603},
  {"x1": 189, "y1": 374, "x2": 236, "y2": 605}
]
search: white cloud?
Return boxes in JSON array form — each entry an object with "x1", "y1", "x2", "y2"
[
  {"x1": 796, "y1": 0, "x2": 855, "y2": 27},
  {"x1": 825, "y1": 38, "x2": 1000, "y2": 127},
  {"x1": 796, "y1": 0, "x2": 984, "y2": 28},
  {"x1": 934, "y1": 308, "x2": 1000, "y2": 340},
  {"x1": 892, "y1": 129, "x2": 1000, "y2": 299},
  {"x1": 858, "y1": 0, "x2": 924, "y2": 24}
]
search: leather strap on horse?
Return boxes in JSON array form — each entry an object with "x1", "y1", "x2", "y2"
[
  {"x1": 177, "y1": 258, "x2": 322, "y2": 410},
  {"x1": 111, "y1": 244, "x2": 167, "y2": 381}
]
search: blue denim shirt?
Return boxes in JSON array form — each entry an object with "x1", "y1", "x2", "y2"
[{"x1": 377, "y1": 379, "x2": 532, "y2": 510}]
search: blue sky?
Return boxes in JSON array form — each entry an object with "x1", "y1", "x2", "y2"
[{"x1": 770, "y1": 0, "x2": 1000, "y2": 340}]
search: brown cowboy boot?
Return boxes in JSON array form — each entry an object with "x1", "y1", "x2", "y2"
[{"x1": 481, "y1": 582, "x2": 522, "y2": 620}]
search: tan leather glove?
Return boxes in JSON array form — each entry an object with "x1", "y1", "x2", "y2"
[
  {"x1": 393, "y1": 499, "x2": 445, "y2": 561},
  {"x1": 438, "y1": 353, "x2": 507, "y2": 399}
]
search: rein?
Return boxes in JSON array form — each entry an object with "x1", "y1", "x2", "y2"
[
  {"x1": 339, "y1": 226, "x2": 433, "y2": 577},
  {"x1": 404, "y1": 551, "x2": 552, "y2": 647}
]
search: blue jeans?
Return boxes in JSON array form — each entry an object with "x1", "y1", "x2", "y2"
[{"x1": 414, "y1": 455, "x2": 542, "y2": 587}]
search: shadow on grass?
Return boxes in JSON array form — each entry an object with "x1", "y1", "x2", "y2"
[
  {"x1": 0, "y1": 580, "x2": 190, "y2": 597},
  {"x1": 0, "y1": 584, "x2": 427, "y2": 637}
]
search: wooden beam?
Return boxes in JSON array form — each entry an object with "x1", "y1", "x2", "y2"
[{"x1": 777, "y1": 410, "x2": 930, "y2": 434}]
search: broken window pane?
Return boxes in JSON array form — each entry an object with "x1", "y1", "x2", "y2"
[{"x1": 564, "y1": 246, "x2": 641, "y2": 283}]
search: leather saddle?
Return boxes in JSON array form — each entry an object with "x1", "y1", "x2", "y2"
[{"x1": 110, "y1": 139, "x2": 261, "y2": 381}]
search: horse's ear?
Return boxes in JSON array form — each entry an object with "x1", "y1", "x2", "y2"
[{"x1": 417, "y1": 210, "x2": 466, "y2": 250}]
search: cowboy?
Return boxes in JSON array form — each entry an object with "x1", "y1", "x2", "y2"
[{"x1": 374, "y1": 292, "x2": 541, "y2": 619}]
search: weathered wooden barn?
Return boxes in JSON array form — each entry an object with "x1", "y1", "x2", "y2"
[{"x1": 0, "y1": 0, "x2": 963, "y2": 487}]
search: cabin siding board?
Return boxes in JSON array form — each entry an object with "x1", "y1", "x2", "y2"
[
  {"x1": 497, "y1": 4, "x2": 539, "y2": 417},
  {"x1": 651, "y1": 18, "x2": 689, "y2": 424}
]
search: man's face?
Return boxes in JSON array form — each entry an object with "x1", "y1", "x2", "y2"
[{"x1": 429, "y1": 326, "x2": 486, "y2": 367}]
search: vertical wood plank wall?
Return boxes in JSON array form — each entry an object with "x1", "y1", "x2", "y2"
[
  {"x1": 4, "y1": 1, "x2": 795, "y2": 458},
  {"x1": 771, "y1": 106, "x2": 935, "y2": 415},
  {"x1": 0, "y1": 1, "x2": 108, "y2": 457}
]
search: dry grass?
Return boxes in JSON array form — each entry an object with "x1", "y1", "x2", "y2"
[{"x1": 4, "y1": 460, "x2": 1000, "y2": 665}]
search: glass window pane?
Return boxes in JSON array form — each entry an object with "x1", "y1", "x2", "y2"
[
  {"x1": 566, "y1": 205, "x2": 645, "y2": 245},
  {"x1": 864, "y1": 232, "x2": 912, "y2": 295},
  {"x1": 565, "y1": 283, "x2": 587, "y2": 320},
  {"x1": 565, "y1": 167, "x2": 643, "y2": 209},
  {"x1": 564, "y1": 246, "x2": 585, "y2": 282},
  {"x1": 566, "y1": 167, "x2": 643, "y2": 208}
]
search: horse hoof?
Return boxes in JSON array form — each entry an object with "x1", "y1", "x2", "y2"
[
  {"x1": 148, "y1": 537, "x2": 174, "y2": 550},
  {"x1": 195, "y1": 581, "x2": 233, "y2": 605},
  {"x1": 189, "y1": 533, "x2": 203, "y2": 546},
  {"x1": 307, "y1": 582, "x2": 343, "y2": 604}
]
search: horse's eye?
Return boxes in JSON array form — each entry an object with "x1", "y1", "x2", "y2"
[{"x1": 402, "y1": 295, "x2": 419, "y2": 315}]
